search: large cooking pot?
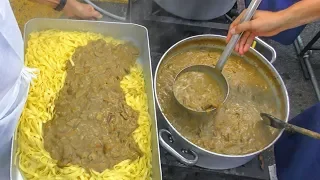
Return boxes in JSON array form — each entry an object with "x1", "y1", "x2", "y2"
[
  {"x1": 154, "y1": 35, "x2": 290, "y2": 169},
  {"x1": 153, "y1": 0, "x2": 237, "y2": 20}
]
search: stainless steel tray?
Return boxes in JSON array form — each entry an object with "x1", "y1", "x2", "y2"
[{"x1": 10, "y1": 18, "x2": 162, "y2": 180}]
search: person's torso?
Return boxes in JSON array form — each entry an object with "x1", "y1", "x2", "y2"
[{"x1": 0, "y1": 0, "x2": 24, "y2": 100}]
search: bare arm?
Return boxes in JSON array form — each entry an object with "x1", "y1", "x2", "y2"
[
  {"x1": 227, "y1": 0, "x2": 320, "y2": 55},
  {"x1": 279, "y1": 0, "x2": 320, "y2": 31},
  {"x1": 28, "y1": 0, "x2": 102, "y2": 19}
]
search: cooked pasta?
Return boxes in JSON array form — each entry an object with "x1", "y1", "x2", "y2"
[{"x1": 15, "y1": 30, "x2": 151, "y2": 179}]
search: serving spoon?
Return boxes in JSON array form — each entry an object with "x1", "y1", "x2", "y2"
[
  {"x1": 260, "y1": 113, "x2": 320, "y2": 139},
  {"x1": 173, "y1": 0, "x2": 262, "y2": 114}
]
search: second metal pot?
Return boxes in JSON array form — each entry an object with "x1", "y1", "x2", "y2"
[{"x1": 153, "y1": 0, "x2": 237, "y2": 20}]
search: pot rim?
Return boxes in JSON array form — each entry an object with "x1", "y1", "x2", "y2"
[{"x1": 154, "y1": 34, "x2": 290, "y2": 158}]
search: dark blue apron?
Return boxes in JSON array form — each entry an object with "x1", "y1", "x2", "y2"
[
  {"x1": 274, "y1": 103, "x2": 320, "y2": 180},
  {"x1": 243, "y1": 1, "x2": 318, "y2": 179},
  {"x1": 245, "y1": 0, "x2": 305, "y2": 45}
]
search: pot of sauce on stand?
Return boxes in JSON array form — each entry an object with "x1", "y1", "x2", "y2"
[{"x1": 154, "y1": 35, "x2": 289, "y2": 169}]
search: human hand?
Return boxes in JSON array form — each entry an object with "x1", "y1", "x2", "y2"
[
  {"x1": 226, "y1": 10, "x2": 286, "y2": 55},
  {"x1": 63, "y1": 0, "x2": 103, "y2": 20}
]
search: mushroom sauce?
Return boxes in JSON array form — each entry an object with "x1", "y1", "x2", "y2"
[{"x1": 43, "y1": 40, "x2": 141, "y2": 172}]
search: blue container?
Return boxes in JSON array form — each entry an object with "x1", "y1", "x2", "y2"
[{"x1": 245, "y1": 0, "x2": 305, "y2": 45}]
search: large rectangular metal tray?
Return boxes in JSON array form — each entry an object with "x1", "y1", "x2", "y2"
[{"x1": 10, "y1": 18, "x2": 162, "y2": 180}]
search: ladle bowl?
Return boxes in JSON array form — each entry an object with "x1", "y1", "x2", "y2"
[{"x1": 173, "y1": 65, "x2": 229, "y2": 114}]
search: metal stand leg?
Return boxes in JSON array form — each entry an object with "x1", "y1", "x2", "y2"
[
  {"x1": 294, "y1": 37, "x2": 310, "y2": 80},
  {"x1": 299, "y1": 31, "x2": 320, "y2": 57},
  {"x1": 294, "y1": 32, "x2": 320, "y2": 101}
]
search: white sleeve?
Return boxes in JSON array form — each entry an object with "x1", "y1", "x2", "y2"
[
  {"x1": 0, "y1": 0, "x2": 4, "y2": 21},
  {"x1": 0, "y1": 0, "x2": 24, "y2": 100},
  {"x1": 0, "y1": 0, "x2": 24, "y2": 60}
]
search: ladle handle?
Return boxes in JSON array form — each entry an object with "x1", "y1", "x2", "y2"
[{"x1": 216, "y1": 0, "x2": 262, "y2": 71}]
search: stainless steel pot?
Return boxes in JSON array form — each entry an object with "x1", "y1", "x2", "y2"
[
  {"x1": 154, "y1": 35, "x2": 290, "y2": 169},
  {"x1": 153, "y1": 0, "x2": 237, "y2": 20}
]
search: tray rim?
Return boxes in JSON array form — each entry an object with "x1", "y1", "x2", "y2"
[{"x1": 11, "y1": 18, "x2": 162, "y2": 180}]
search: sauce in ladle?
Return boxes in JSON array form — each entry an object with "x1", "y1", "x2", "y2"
[{"x1": 173, "y1": 71, "x2": 224, "y2": 111}]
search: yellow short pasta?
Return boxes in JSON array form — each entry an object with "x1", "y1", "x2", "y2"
[{"x1": 15, "y1": 30, "x2": 151, "y2": 180}]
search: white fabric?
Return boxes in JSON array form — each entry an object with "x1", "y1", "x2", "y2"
[
  {"x1": 0, "y1": 0, "x2": 24, "y2": 100},
  {"x1": 0, "y1": 0, "x2": 36, "y2": 178}
]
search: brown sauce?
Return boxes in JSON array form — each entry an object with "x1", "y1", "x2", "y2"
[
  {"x1": 157, "y1": 48, "x2": 282, "y2": 155},
  {"x1": 173, "y1": 71, "x2": 224, "y2": 111},
  {"x1": 43, "y1": 40, "x2": 141, "y2": 172}
]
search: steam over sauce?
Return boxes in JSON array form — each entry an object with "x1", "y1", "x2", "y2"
[
  {"x1": 157, "y1": 48, "x2": 282, "y2": 155},
  {"x1": 43, "y1": 40, "x2": 141, "y2": 172}
]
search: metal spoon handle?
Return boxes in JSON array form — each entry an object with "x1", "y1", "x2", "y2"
[{"x1": 216, "y1": 0, "x2": 262, "y2": 71}]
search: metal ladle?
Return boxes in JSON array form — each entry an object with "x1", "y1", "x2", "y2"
[{"x1": 173, "y1": 0, "x2": 262, "y2": 114}]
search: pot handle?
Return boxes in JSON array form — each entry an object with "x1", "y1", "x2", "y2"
[
  {"x1": 254, "y1": 37, "x2": 277, "y2": 64},
  {"x1": 159, "y1": 129, "x2": 199, "y2": 166}
]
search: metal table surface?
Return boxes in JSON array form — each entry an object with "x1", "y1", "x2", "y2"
[{"x1": 2, "y1": 1, "x2": 318, "y2": 180}]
